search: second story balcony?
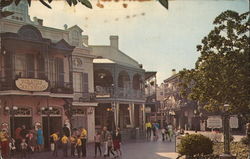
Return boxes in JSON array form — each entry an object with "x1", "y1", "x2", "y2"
[
  {"x1": 95, "y1": 86, "x2": 144, "y2": 100},
  {"x1": 0, "y1": 69, "x2": 73, "y2": 94}
]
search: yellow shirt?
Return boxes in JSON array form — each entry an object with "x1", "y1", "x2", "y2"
[
  {"x1": 0, "y1": 131, "x2": 8, "y2": 142},
  {"x1": 76, "y1": 138, "x2": 82, "y2": 146},
  {"x1": 146, "y1": 122, "x2": 152, "y2": 128},
  {"x1": 51, "y1": 133, "x2": 59, "y2": 141},
  {"x1": 80, "y1": 129, "x2": 87, "y2": 139},
  {"x1": 61, "y1": 136, "x2": 68, "y2": 144}
]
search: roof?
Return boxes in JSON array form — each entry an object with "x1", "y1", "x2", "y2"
[
  {"x1": 145, "y1": 71, "x2": 157, "y2": 80},
  {"x1": 163, "y1": 73, "x2": 179, "y2": 83},
  {"x1": 93, "y1": 58, "x2": 116, "y2": 64}
]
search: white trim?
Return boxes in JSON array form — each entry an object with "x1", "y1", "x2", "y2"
[{"x1": 0, "y1": 90, "x2": 74, "y2": 98}]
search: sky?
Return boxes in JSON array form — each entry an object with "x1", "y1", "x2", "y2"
[{"x1": 29, "y1": 0, "x2": 249, "y2": 84}]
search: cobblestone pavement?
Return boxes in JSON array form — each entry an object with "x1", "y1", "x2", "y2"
[{"x1": 8, "y1": 138, "x2": 178, "y2": 159}]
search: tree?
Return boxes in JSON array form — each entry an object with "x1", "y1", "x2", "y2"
[
  {"x1": 0, "y1": 0, "x2": 168, "y2": 10},
  {"x1": 179, "y1": 10, "x2": 250, "y2": 117}
]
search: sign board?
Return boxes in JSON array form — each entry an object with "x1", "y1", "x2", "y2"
[
  {"x1": 230, "y1": 116, "x2": 238, "y2": 128},
  {"x1": 16, "y1": 78, "x2": 48, "y2": 92},
  {"x1": 207, "y1": 116, "x2": 222, "y2": 128}
]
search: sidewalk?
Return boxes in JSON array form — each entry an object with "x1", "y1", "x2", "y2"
[{"x1": 184, "y1": 130, "x2": 244, "y2": 142}]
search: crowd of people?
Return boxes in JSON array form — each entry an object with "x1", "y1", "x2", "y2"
[
  {"x1": 0, "y1": 124, "x2": 44, "y2": 159},
  {"x1": 0, "y1": 124, "x2": 122, "y2": 159},
  {"x1": 145, "y1": 121, "x2": 175, "y2": 142}
]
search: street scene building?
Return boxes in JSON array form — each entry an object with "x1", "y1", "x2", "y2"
[
  {"x1": 0, "y1": 1, "x2": 98, "y2": 144},
  {"x1": 0, "y1": 0, "x2": 249, "y2": 159},
  {"x1": 89, "y1": 36, "x2": 146, "y2": 135}
]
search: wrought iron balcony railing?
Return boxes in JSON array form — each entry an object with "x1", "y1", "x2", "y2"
[{"x1": 94, "y1": 86, "x2": 145, "y2": 100}]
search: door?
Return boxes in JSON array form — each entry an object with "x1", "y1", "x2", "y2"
[
  {"x1": 42, "y1": 116, "x2": 62, "y2": 149},
  {"x1": 10, "y1": 117, "x2": 32, "y2": 138}
]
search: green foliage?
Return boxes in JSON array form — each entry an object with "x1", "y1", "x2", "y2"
[
  {"x1": 159, "y1": 0, "x2": 168, "y2": 10},
  {"x1": 179, "y1": 10, "x2": 250, "y2": 115},
  {"x1": 0, "y1": 0, "x2": 93, "y2": 9},
  {"x1": 1, "y1": 0, "x2": 168, "y2": 10},
  {"x1": 177, "y1": 134, "x2": 213, "y2": 157}
]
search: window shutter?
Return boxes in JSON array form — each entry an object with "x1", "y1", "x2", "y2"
[
  {"x1": 57, "y1": 58, "x2": 64, "y2": 87},
  {"x1": 37, "y1": 55, "x2": 45, "y2": 79},
  {"x1": 26, "y1": 54, "x2": 34, "y2": 78},
  {"x1": 83, "y1": 73, "x2": 88, "y2": 93},
  {"x1": 4, "y1": 53, "x2": 12, "y2": 80}
]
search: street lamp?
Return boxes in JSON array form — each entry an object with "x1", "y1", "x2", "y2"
[
  {"x1": 4, "y1": 106, "x2": 18, "y2": 137},
  {"x1": 220, "y1": 103, "x2": 234, "y2": 159}
]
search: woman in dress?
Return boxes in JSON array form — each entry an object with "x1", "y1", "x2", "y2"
[
  {"x1": 112, "y1": 128, "x2": 122, "y2": 157},
  {"x1": 37, "y1": 125, "x2": 44, "y2": 152}
]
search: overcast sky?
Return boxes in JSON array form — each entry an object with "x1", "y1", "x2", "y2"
[{"x1": 29, "y1": 0, "x2": 249, "y2": 84}]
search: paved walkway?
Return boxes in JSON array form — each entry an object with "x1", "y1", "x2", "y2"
[{"x1": 9, "y1": 138, "x2": 179, "y2": 159}]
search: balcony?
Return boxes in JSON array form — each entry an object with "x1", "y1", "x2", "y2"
[
  {"x1": 0, "y1": 70, "x2": 73, "y2": 94},
  {"x1": 95, "y1": 86, "x2": 145, "y2": 100},
  {"x1": 50, "y1": 81, "x2": 73, "y2": 94}
]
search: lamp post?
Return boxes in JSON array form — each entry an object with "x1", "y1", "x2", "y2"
[
  {"x1": 4, "y1": 106, "x2": 18, "y2": 137},
  {"x1": 220, "y1": 103, "x2": 234, "y2": 159}
]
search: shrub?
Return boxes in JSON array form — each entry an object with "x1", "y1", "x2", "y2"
[{"x1": 177, "y1": 134, "x2": 213, "y2": 157}]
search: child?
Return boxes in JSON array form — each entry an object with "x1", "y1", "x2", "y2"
[
  {"x1": 9, "y1": 137, "x2": 16, "y2": 157},
  {"x1": 107, "y1": 136, "x2": 115, "y2": 158},
  {"x1": 161, "y1": 127, "x2": 166, "y2": 141},
  {"x1": 20, "y1": 139, "x2": 28, "y2": 158},
  {"x1": 61, "y1": 134, "x2": 69, "y2": 157},
  {"x1": 94, "y1": 131, "x2": 102, "y2": 157},
  {"x1": 76, "y1": 135, "x2": 82, "y2": 158},
  {"x1": 50, "y1": 132, "x2": 59, "y2": 157},
  {"x1": 70, "y1": 135, "x2": 76, "y2": 157}
]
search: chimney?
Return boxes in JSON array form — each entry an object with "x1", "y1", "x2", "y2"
[
  {"x1": 110, "y1": 35, "x2": 119, "y2": 49},
  {"x1": 172, "y1": 69, "x2": 176, "y2": 75},
  {"x1": 82, "y1": 35, "x2": 89, "y2": 46}
]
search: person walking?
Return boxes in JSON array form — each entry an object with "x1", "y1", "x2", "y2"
[
  {"x1": 15, "y1": 126, "x2": 22, "y2": 152},
  {"x1": 26, "y1": 130, "x2": 36, "y2": 153},
  {"x1": 145, "y1": 121, "x2": 152, "y2": 140},
  {"x1": 76, "y1": 135, "x2": 82, "y2": 158},
  {"x1": 62, "y1": 124, "x2": 70, "y2": 137},
  {"x1": 70, "y1": 135, "x2": 76, "y2": 157},
  {"x1": 61, "y1": 134, "x2": 69, "y2": 157},
  {"x1": 161, "y1": 127, "x2": 166, "y2": 141},
  {"x1": 107, "y1": 136, "x2": 115, "y2": 158},
  {"x1": 112, "y1": 128, "x2": 121, "y2": 157},
  {"x1": 0, "y1": 129, "x2": 10, "y2": 159},
  {"x1": 36, "y1": 125, "x2": 43, "y2": 152},
  {"x1": 50, "y1": 132, "x2": 59, "y2": 157},
  {"x1": 94, "y1": 131, "x2": 102, "y2": 157},
  {"x1": 101, "y1": 126, "x2": 110, "y2": 157},
  {"x1": 80, "y1": 127, "x2": 87, "y2": 157}
]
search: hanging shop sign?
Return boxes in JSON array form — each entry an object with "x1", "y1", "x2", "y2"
[
  {"x1": 230, "y1": 115, "x2": 238, "y2": 129},
  {"x1": 15, "y1": 78, "x2": 48, "y2": 92}
]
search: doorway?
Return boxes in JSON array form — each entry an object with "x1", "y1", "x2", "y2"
[
  {"x1": 42, "y1": 116, "x2": 62, "y2": 149},
  {"x1": 10, "y1": 117, "x2": 32, "y2": 138}
]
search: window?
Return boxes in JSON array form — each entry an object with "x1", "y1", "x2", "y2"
[
  {"x1": 14, "y1": 54, "x2": 34, "y2": 78},
  {"x1": 48, "y1": 57, "x2": 64, "y2": 87}
]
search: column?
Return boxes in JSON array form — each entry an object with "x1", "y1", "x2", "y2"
[
  {"x1": 129, "y1": 103, "x2": 134, "y2": 128},
  {"x1": 114, "y1": 102, "x2": 119, "y2": 129},
  {"x1": 142, "y1": 104, "x2": 146, "y2": 130}
]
